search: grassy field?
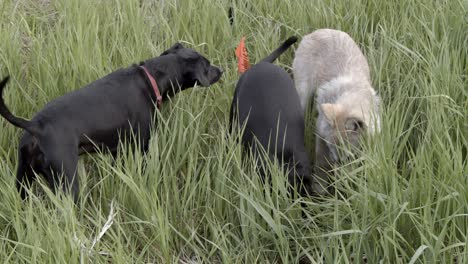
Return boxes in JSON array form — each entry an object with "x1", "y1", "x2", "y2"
[{"x1": 0, "y1": 0, "x2": 466, "y2": 263}]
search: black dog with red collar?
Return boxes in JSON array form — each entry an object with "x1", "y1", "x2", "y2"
[{"x1": 0, "y1": 43, "x2": 223, "y2": 202}]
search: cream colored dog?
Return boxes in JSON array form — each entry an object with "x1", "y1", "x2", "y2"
[{"x1": 293, "y1": 29, "x2": 381, "y2": 194}]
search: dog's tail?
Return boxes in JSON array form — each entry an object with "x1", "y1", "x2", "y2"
[
  {"x1": 260, "y1": 36, "x2": 298, "y2": 63},
  {"x1": 0, "y1": 76, "x2": 40, "y2": 136}
]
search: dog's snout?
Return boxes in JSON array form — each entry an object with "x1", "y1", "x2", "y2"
[
  {"x1": 212, "y1": 65, "x2": 223, "y2": 75},
  {"x1": 209, "y1": 65, "x2": 223, "y2": 85}
]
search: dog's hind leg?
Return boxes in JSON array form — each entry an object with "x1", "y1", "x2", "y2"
[{"x1": 16, "y1": 147, "x2": 36, "y2": 199}]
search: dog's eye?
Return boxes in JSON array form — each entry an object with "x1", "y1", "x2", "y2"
[{"x1": 345, "y1": 119, "x2": 364, "y2": 131}]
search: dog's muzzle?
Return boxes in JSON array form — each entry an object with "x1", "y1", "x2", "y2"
[{"x1": 210, "y1": 66, "x2": 223, "y2": 84}]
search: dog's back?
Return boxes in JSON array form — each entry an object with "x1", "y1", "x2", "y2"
[
  {"x1": 293, "y1": 29, "x2": 372, "y2": 109},
  {"x1": 234, "y1": 62, "x2": 304, "y2": 150}
]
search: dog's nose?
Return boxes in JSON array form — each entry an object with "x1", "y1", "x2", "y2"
[{"x1": 217, "y1": 67, "x2": 224, "y2": 74}]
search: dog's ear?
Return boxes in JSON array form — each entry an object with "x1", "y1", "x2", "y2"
[
  {"x1": 160, "y1": 43, "x2": 185, "y2": 56},
  {"x1": 184, "y1": 53, "x2": 212, "y2": 86},
  {"x1": 193, "y1": 67, "x2": 210, "y2": 86},
  {"x1": 321, "y1": 103, "x2": 344, "y2": 124}
]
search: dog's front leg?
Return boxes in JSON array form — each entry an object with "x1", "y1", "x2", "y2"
[{"x1": 313, "y1": 136, "x2": 334, "y2": 196}]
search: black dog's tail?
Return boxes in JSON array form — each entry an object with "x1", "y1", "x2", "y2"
[
  {"x1": 0, "y1": 76, "x2": 40, "y2": 136},
  {"x1": 260, "y1": 36, "x2": 298, "y2": 63},
  {"x1": 228, "y1": 6, "x2": 234, "y2": 26}
]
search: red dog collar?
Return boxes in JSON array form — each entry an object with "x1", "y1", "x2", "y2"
[{"x1": 139, "y1": 65, "x2": 162, "y2": 108}]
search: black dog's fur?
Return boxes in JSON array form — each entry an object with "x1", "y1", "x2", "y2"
[
  {"x1": 0, "y1": 43, "x2": 223, "y2": 202},
  {"x1": 229, "y1": 36, "x2": 314, "y2": 196}
]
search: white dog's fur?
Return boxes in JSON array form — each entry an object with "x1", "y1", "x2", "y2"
[{"x1": 293, "y1": 29, "x2": 380, "y2": 194}]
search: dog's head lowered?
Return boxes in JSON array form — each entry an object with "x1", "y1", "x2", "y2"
[
  {"x1": 160, "y1": 43, "x2": 223, "y2": 89},
  {"x1": 316, "y1": 76, "x2": 381, "y2": 164}
]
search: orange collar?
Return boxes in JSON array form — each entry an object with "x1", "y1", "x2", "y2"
[{"x1": 139, "y1": 65, "x2": 162, "y2": 108}]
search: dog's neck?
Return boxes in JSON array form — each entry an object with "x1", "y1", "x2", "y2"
[{"x1": 140, "y1": 58, "x2": 184, "y2": 100}]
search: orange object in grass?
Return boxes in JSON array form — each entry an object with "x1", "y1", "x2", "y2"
[{"x1": 235, "y1": 37, "x2": 250, "y2": 73}]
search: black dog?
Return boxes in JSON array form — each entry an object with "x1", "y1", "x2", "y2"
[
  {"x1": 229, "y1": 36, "x2": 313, "y2": 197},
  {"x1": 0, "y1": 43, "x2": 223, "y2": 202}
]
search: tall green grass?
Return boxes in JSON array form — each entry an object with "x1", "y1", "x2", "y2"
[{"x1": 0, "y1": 0, "x2": 466, "y2": 263}]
